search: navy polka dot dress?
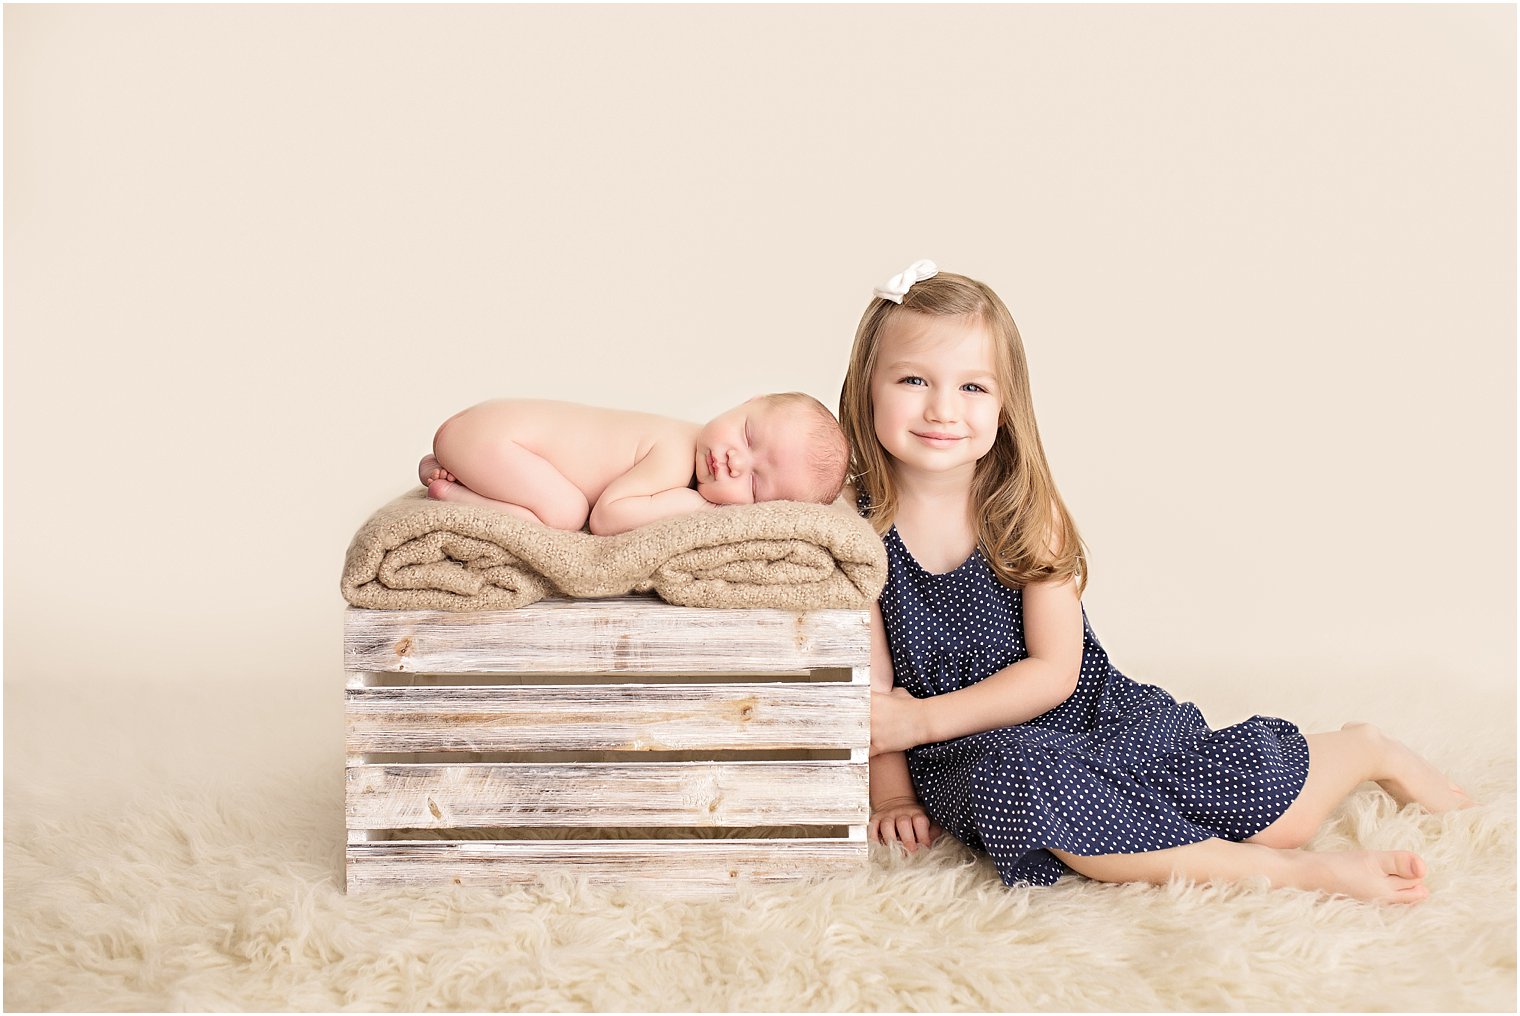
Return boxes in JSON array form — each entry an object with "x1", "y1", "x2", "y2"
[{"x1": 877, "y1": 524, "x2": 1311, "y2": 887}]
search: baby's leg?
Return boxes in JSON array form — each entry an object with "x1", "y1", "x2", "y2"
[
  {"x1": 1247, "y1": 723, "x2": 1472, "y2": 850},
  {"x1": 1049, "y1": 840, "x2": 1429, "y2": 905},
  {"x1": 429, "y1": 412, "x2": 590, "y2": 530}
]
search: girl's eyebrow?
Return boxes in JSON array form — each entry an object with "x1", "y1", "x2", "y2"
[{"x1": 883, "y1": 359, "x2": 996, "y2": 381}]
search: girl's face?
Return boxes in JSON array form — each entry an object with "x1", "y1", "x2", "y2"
[{"x1": 869, "y1": 311, "x2": 1002, "y2": 480}]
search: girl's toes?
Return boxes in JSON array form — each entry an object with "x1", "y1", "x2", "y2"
[
  {"x1": 1387, "y1": 851, "x2": 1426, "y2": 880},
  {"x1": 1393, "y1": 882, "x2": 1431, "y2": 904}
]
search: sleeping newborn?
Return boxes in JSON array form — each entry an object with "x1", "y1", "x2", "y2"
[{"x1": 418, "y1": 394, "x2": 849, "y2": 535}]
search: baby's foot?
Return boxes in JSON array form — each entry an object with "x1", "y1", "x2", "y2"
[
  {"x1": 419, "y1": 454, "x2": 455, "y2": 487},
  {"x1": 1343, "y1": 722, "x2": 1477, "y2": 812},
  {"x1": 1304, "y1": 849, "x2": 1430, "y2": 905},
  {"x1": 426, "y1": 477, "x2": 465, "y2": 502}
]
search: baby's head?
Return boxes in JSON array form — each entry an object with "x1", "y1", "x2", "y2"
[{"x1": 695, "y1": 393, "x2": 849, "y2": 507}]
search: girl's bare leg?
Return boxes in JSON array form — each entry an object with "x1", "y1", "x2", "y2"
[
  {"x1": 1247, "y1": 722, "x2": 1473, "y2": 850},
  {"x1": 1049, "y1": 839, "x2": 1429, "y2": 904}
]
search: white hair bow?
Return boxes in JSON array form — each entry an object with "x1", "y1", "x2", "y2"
[{"x1": 873, "y1": 259, "x2": 938, "y2": 304}]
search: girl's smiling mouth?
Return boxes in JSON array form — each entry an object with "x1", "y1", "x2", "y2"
[{"x1": 913, "y1": 431, "x2": 964, "y2": 445}]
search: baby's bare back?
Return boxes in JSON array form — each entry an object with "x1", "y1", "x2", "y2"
[{"x1": 457, "y1": 399, "x2": 698, "y2": 505}]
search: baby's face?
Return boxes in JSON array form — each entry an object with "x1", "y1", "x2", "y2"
[{"x1": 694, "y1": 399, "x2": 816, "y2": 506}]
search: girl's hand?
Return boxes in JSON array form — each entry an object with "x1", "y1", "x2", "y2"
[
  {"x1": 871, "y1": 687, "x2": 926, "y2": 755},
  {"x1": 869, "y1": 796, "x2": 942, "y2": 854}
]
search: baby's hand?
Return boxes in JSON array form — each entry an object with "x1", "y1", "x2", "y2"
[{"x1": 869, "y1": 796, "x2": 942, "y2": 855}]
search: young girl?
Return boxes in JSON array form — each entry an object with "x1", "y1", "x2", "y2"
[{"x1": 840, "y1": 260, "x2": 1471, "y2": 904}]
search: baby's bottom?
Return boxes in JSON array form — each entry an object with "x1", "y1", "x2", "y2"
[
  {"x1": 420, "y1": 410, "x2": 590, "y2": 531},
  {"x1": 1049, "y1": 722, "x2": 1472, "y2": 904}
]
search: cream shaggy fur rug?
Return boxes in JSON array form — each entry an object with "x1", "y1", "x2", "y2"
[{"x1": 5, "y1": 677, "x2": 1515, "y2": 1011}]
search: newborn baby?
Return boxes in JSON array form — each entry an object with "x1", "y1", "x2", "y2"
[{"x1": 418, "y1": 394, "x2": 850, "y2": 536}]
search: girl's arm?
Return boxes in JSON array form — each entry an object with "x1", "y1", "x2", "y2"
[
  {"x1": 866, "y1": 600, "x2": 940, "y2": 852},
  {"x1": 913, "y1": 571, "x2": 1083, "y2": 744},
  {"x1": 871, "y1": 522, "x2": 1085, "y2": 753}
]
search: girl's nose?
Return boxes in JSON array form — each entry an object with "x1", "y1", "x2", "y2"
[
  {"x1": 727, "y1": 447, "x2": 749, "y2": 476},
  {"x1": 926, "y1": 393, "x2": 958, "y2": 423}
]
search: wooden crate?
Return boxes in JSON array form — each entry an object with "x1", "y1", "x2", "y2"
[{"x1": 343, "y1": 595, "x2": 871, "y2": 895}]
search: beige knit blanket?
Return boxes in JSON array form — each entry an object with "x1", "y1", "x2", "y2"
[{"x1": 341, "y1": 489, "x2": 887, "y2": 611}]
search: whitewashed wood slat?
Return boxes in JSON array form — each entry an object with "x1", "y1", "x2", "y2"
[
  {"x1": 346, "y1": 683, "x2": 868, "y2": 753},
  {"x1": 346, "y1": 838, "x2": 867, "y2": 894},
  {"x1": 346, "y1": 761, "x2": 867, "y2": 829},
  {"x1": 343, "y1": 600, "x2": 871, "y2": 674}
]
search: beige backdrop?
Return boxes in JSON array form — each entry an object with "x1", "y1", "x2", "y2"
[{"x1": 4, "y1": 5, "x2": 1514, "y2": 782}]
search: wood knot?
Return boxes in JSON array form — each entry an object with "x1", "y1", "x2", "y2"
[
  {"x1": 395, "y1": 637, "x2": 413, "y2": 657},
  {"x1": 427, "y1": 797, "x2": 443, "y2": 820},
  {"x1": 612, "y1": 633, "x2": 633, "y2": 670},
  {"x1": 738, "y1": 704, "x2": 755, "y2": 721}
]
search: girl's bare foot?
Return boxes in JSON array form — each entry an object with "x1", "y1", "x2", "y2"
[
  {"x1": 1343, "y1": 722, "x2": 1476, "y2": 812},
  {"x1": 1298, "y1": 848, "x2": 1430, "y2": 904},
  {"x1": 419, "y1": 454, "x2": 455, "y2": 487}
]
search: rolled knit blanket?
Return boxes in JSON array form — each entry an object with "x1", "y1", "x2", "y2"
[{"x1": 341, "y1": 489, "x2": 887, "y2": 611}]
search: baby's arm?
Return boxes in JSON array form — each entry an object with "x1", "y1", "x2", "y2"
[
  {"x1": 867, "y1": 600, "x2": 940, "y2": 853},
  {"x1": 587, "y1": 439, "x2": 713, "y2": 536}
]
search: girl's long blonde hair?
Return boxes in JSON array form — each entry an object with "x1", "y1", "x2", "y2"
[{"x1": 838, "y1": 271, "x2": 1088, "y2": 597}]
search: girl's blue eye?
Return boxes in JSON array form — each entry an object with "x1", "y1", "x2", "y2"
[
  {"x1": 899, "y1": 376, "x2": 925, "y2": 386},
  {"x1": 962, "y1": 383, "x2": 988, "y2": 393}
]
